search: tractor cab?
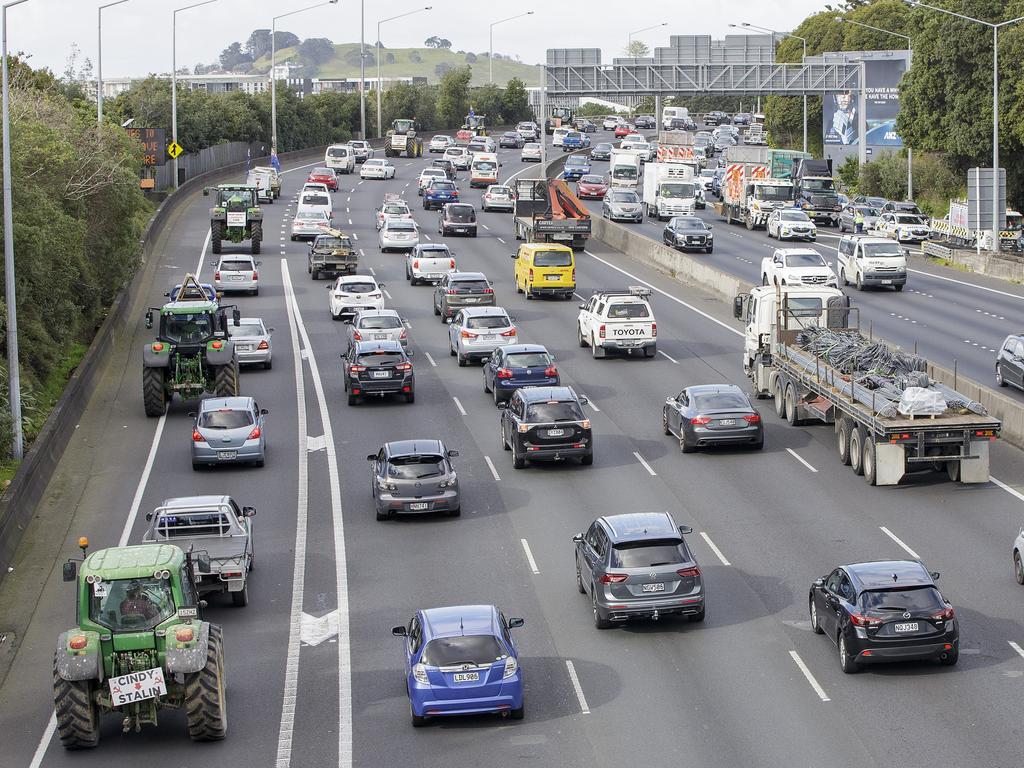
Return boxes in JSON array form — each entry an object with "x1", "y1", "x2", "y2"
[{"x1": 392, "y1": 118, "x2": 418, "y2": 135}]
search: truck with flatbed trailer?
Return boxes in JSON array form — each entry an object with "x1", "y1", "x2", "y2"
[
  {"x1": 513, "y1": 178, "x2": 591, "y2": 251},
  {"x1": 734, "y1": 285, "x2": 1000, "y2": 485}
]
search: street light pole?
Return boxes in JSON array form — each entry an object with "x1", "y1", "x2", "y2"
[
  {"x1": 3, "y1": 0, "x2": 29, "y2": 459},
  {"x1": 739, "y1": 23, "x2": 807, "y2": 153},
  {"x1": 97, "y1": 0, "x2": 129, "y2": 128},
  {"x1": 903, "y1": 0, "x2": 1024, "y2": 249},
  {"x1": 172, "y1": 0, "x2": 218, "y2": 189},
  {"x1": 376, "y1": 5, "x2": 432, "y2": 139},
  {"x1": 359, "y1": 0, "x2": 365, "y2": 140},
  {"x1": 489, "y1": 11, "x2": 533, "y2": 84},
  {"x1": 627, "y1": 22, "x2": 667, "y2": 52},
  {"x1": 272, "y1": 0, "x2": 338, "y2": 153}
]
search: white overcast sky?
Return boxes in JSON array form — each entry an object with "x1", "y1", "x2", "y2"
[{"x1": 12, "y1": 0, "x2": 828, "y2": 78}]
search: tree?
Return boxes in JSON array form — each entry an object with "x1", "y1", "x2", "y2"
[
  {"x1": 624, "y1": 40, "x2": 650, "y2": 58},
  {"x1": 409, "y1": 50, "x2": 422, "y2": 63},
  {"x1": 245, "y1": 29, "x2": 300, "y2": 60},
  {"x1": 298, "y1": 38, "x2": 335, "y2": 66},
  {"x1": 465, "y1": 52, "x2": 478, "y2": 63},
  {"x1": 435, "y1": 62, "x2": 453, "y2": 78},
  {"x1": 437, "y1": 38, "x2": 452, "y2": 49},
  {"x1": 471, "y1": 84, "x2": 503, "y2": 123},
  {"x1": 385, "y1": 52, "x2": 396, "y2": 65},
  {"x1": 219, "y1": 41, "x2": 252, "y2": 71},
  {"x1": 436, "y1": 65, "x2": 472, "y2": 127},
  {"x1": 424, "y1": 36, "x2": 441, "y2": 48},
  {"x1": 500, "y1": 77, "x2": 531, "y2": 123}
]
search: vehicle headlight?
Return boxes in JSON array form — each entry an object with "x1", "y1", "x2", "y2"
[
  {"x1": 502, "y1": 656, "x2": 518, "y2": 679},
  {"x1": 412, "y1": 663, "x2": 429, "y2": 684}
]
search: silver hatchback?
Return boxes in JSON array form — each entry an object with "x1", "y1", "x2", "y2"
[
  {"x1": 347, "y1": 309, "x2": 408, "y2": 350},
  {"x1": 228, "y1": 317, "x2": 273, "y2": 369},
  {"x1": 368, "y1": 439, "x2": 461, "y2": 520},
  {"x1": 190, "y1": 396, "x2": 268, "y2": 470},
  {"x1": 447, "y1": 307, "x2": 517, "y2": 366},
  {"x1": 213, "y1": 255, "x2": 260, "y2": 295}
]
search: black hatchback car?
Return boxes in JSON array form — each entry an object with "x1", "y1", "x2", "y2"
[
  {"x1": 662, "y1": 384, "x2": 763, "y2": 452},
  {"x1": 809, "y1": 560, "x2": 958, "y2": 673},
  {"x1": 438, "y1": 203, "x2": 477, "y2": 237},
  {"x1": 499, "y1": 131, "x2": 524, "y2": 148},
  {"x1": 996, "y1": 334, "x2": 1024, "y2": 390},
  {"x1": 663, "y1": 216, "x2": 714, "y2": 253},
  {"x1": 590, "y1": 142, "x2": 613, "y2": 161},
  {"x1": 499, "y1": 386, "x2": 592, "y2": 468},
  {"x1": 341, "y1": 340, "x2": 415, "y2": 405}
]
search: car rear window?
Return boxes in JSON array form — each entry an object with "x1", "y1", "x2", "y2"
[
  {"x1": 302, "y1": 194, "x2": 330, "y2": 206},
  {"x1": 229, "y1": 324, "x2": 264, "y2": 337},
  {"x1": 859, "y1": 587, "x2": 945, "y2": 613},
  {"x1": 506, "y1": 352, "x2": 551, "y2": 368},
  {"x1": 525, "y1": 401, "x2": 584, "y2": 423},
  {"x1": 466, "y1": 315, "x2": 509, "y2": 329},
  {"x1": 339, "y1": 282, "x2": 376, "y2": 293},
  {"x1": 388, "y1": 221, "x2": 416, "y2": 231},
  {"x1": 199, "y1": 410, "x2": 253, "y2": 429},
  {"x1": 356, "y1": 351, "x2": 405, "y2": 366},
  {"x1": 447, "y1": 206, "x2": 476, "y2": 222},
  {"x1": 451, "y1": 279, "x2": 489, "y2": 292},
  {"x1": 606, "y1": 302, "x2": 649, "y2": 319},
  {"x1": 421, "y1": 635, "x2": 506, "y2": 666},
  {"x1": 359, "y1": 315, "x2": 401, "y2": 330},
  {"x1": 312, "y1": 167, "x2": 332, "y2": 175},
  {"x1": 220, "y1": 260, "x2": 253, "y2": 271},
  {"x1": 533, "y1": 250, "x2": 572, "y2": 267},
  {"x1": 156, "y1": 512, "x2": 232, "y2": 538},
  {"x1": 386, "y1": 455, "x2": 446, "y2": 479},
  {"x1": 297, "y1": 211, "x2": 327, "y2": 221},
  {"x1": 432, "y1": 181, "x2": 456, "y2": 191},
  {"x1": 610, "y1": 539, "x2": 688, "y2": 568},
  {"x1": 316, "y1": 236, "x2": 352, "y2": 249},
  {"x1": 691, "y1": 392, "x2": 749, "y2": 411}
]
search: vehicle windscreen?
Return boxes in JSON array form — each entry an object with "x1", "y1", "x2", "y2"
[
  {"x1": 386, "y1": 454, "x2": 446, "y2": 479},
  {"x1": 229, "y1": 324, "x2": 264, "y2": 337},
  {"x1": 757, "y1": 185, "x2": 792, "y2": 201},
  {"x1": 447, "y1": 206, "x2": 476, "y2": 222},
  {"x1": 466, "y1": 315, "x2": 510, "y2": 330},
  {"x1": 313, "y1": 167, "x2": 332, "y2": 176},
  {"x1": 610, "y1": 539, "x2": 688, "y2": 568},
  {"x1": 358, "y1": 315, "x2": 401, "y2": 330},
  {"x1": 432, "y1": 182, "x2": 456, "y2": 191},
  {"x1": 525, "y1": 401, "x2": 584, "y2": 423},
  {"x1": 418, "y1": 246, "x2": 451, "y2": 257},
  {"x1": 383, "y1": 205, "x2": 407, "y2": 215},
  {"x1": 302, "y1": 194, "x2": 330, "y2": 206},
  {"x1": 862, "y1": 243, "x2": 905, "y2": 258},
  {"x1": 673, "y1": 217, "x2": 704, "y2": 230},
  {"x1": 220, "y1": 260, "x2": 253, "y2": 271},
  {"x1": 662, "y1": 183, "x2": 696, "y2": 199},
  {"x1": 506, "y1": 352, "x2": 552, "y2": 368},
  {"x1": 780, "y1": 211, "x2": 811, "y2": 222},
  {"x1": 691, "y1": 391, "x2": 750, "y2": 411},
  {"x1": 609, "y1": 191, "x2": 639, "y2": 202},
  {"x1": 199, "y1": 409, "x2": 253, "y2": 429},
  {"x1": 163, "y1": 313, "x2": 213, "y2": 344},
  {"x1": 356, "y1": 351, "x2": 405, "y2": 366},
  {"x1": 315, "y1": 236, "x2": 352, "y2": 250},
  {"x1": 297, "y1": 211, "x2": 327, "y2": 221},
  {"x1": 388, "y1": 221, "x2": 416, "y2": 231},
  {"x1": 338, "y1": 282, "x2": 376, "y2": 293},
  {"x1": 859, "y1": 587, "x2": 945, "y2": 613},
  {"x1": 612, "y1": 168, "x2": 638, "y2": 181},
  {"x1": 785, "y1": 252, "x2": 827, "y2": 267},
  {"x1": 579, "y1": 175, "x2": 604, "y2": 185},
  {"x1": 607, "y1": 302, "x2": 649, "y2": 319},
  {"x1": 327, "y1": 147, "x2": 349, "y2": 157},
  {"x1": 451, "y1": 279, "x2": 489, "y2": 293},
  {"x1": 89, "y1": 577, "x2": 176, "y2": 631},
  {"x1": 786, "y1": 296, "x2": 823, "y2": 317},
  {"x1": 532, "y1": 250, "x2": 572, "y2": 267},
  {"x1": 421, "y1": 635, "x2": 506, "y2": 667},
  {"x1": 802, "y1": 179, "x2": 835, "y2": 192}
]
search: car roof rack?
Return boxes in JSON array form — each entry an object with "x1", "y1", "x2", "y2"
[{"x1": 591, "y1": 285, "x2": 653, "y2": 299}]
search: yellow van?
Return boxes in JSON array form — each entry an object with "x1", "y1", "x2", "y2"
[{"x1": 511, "y1": 243, "x2": 575, "y2": 300}]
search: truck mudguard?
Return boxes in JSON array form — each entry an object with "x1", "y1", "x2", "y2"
[
  {"x1": 55, "y1": 629, "x2": 103, "y2": 682},
  {"x1": 204, "y1": 341, "x2": 236, "y2": 367},
  {"x1": 143, "y1": 345, "x2": 172, "y2": 368},
  {"x1": 164, "y1": 620, "x2": 212, "y2": 674}
]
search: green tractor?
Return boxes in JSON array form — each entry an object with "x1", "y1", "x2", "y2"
[
  {"x1": 53, "y1": 539, "x2": 227, "y2": 747},
  {"x1": 142, "y1": 273, "x2": 241, "y2": 417},
  {"x1": 385, "y1": 118, "x2": 424, "y2": 158},
  {"x1": 204, "y1": 184, "x2": 263, "y2": 255}
]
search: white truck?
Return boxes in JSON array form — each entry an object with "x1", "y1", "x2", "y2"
[
  {"x1": 714, "y1": 146, "x2": 794, "y2": 230},
  {"x1": 662, "y1": 106, "x2": 690, "y2": 130},
  {"x1": 642, "y1": 162, "x2": 699, "y2": 220},
  {"x1": 836, "y1": 235, "x2": 908, "y2": 291},
  {"x1": 609, "y1": 149, "x2": 642, "y2": 189},
  {"x1": 576, "y1": 286, "x2": 657, "y2": 359},
  {"x1": 744, "y1": 124, "x2": 767, "y2": 145},
  {"x1": 735, "y1": 285, "x2": 1000, "y2": 485}
]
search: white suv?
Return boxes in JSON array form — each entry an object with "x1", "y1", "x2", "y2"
[{"x1": 760, "y1": 248, "x2": 837, "y2": 288}]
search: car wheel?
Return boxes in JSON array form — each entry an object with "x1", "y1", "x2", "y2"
[
  {"x1": 856, "y1": 272, "x2": 864, "y2": 291},
  {"x1": 580, "y1": 452, "x2": 593, "y2": 466},
  {"x1": 838, "y1": 633, "x2": 858, "y2": 674},
  {"x1": 679, "y1": 429, "x2": 695, "y2": 453},
  {"x1": 410, "y1": 701, "x2": 427, "y2": 728},
  {"x1": 1016, "y1": 551, "x2": 1024, "y2": 585},
  {"x1": 837, "y1": 418, "x2": 853, "y2": 466},
  {"x1": 511, "y1": 439, "x2": 525, "y2": 469},
  {"x1": 578, "y1": 325, "x2": 588, "y2": 348},
  {"x1": 483, "y1": 371, "x2": 492, "y2": 393},
  {"x1": 662, "y1": 410, "x2": 671, "y2": 436},
  {"x1": 997, "y1": 365, "x2": 1007, "y2": 387},
  {"x1": 592, "y1": 587, "x2": 612, "y2": 629},
  {"x1": 575, "y1": 555, "x2": 586, "y2": 594},
  {"x1": 501, "y1": 420, "x2": 511, "y2": 451},
  {"x1": 493, "y1": 385, "x2": 502, "y2": 407},
  {"x1": 849, "y1": 426, "x2": 865, "y2": 475},
  {"x1": 840, "y1": 268, "x2": 848, "y2": 287},
  {"x1": 809, "y1": 598, "x2": 824, "y2": 634},
  {"x1": 458, "y1": 353, "x2": 468, "y2": 367},
  {"x1": 192, "y1": 461, "x2": 201, "y2": 471},
  {"x1": 449, "y1": 343, "x2": 456, "y2": 357},
  {"x1": 510, "y1": 702, "x2": 525, "y2": 720},
  {"x1": 347, "y1": 394, "x2": 359, "y2": 406}
]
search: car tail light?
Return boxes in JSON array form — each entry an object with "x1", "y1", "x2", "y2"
[
  {"x1": 413, "y1": 259, "x2": 420, "y2": 269},
  {"x1": 932, "y1": 606, "x2": 955, "y2": 621},
  {"x1": 252, "y1": 271, "x2": 258, "y2": 281},
  {"x1": 743, "y1": 413, "x2": 761, "y2": 424},
  {"x1": 544, "y1": 365, "x2": 558, "y2": 377},
  {"x1": 412, "y1": 663, "x2": 429, "y2": 684},
  {"x1": 192, "y1": 428, "x2": 204, "y2": 442},
  {"x1": 496, "y1": 368, "x2": 513, "y2": 379},
  {"x1": 174, "y1": 627, "x2": 195, "y2": 643},
  {"x1": 152, "y1": 342, "x2": 164, "y2": 352},
  {"x1": 676, "y1": 566, "x2": 701, "y2": 578},
  {"x1": 352, "y1": 331, "x2": 362, "y2": 341},
  {"x1": 247, "y1": 426, "x2": 261, "y2": 440},
  {"x1": 528, "y1": 268, "x2": 534, "y2": 281},
  {"x1": 395, "y1": 362, "x2": 412, "y2": 372},
  {"x1": 598, "y1": 324, "x2": 606, "y2": 339},
  {"x1": 214, "y1": 271, "x2": 221, "y2": 280},
  {"x1": 691, "y1": 416, "x2": 711, "y2": 426},
  {"x1": 449, "y1": 259, "x2": 456, "y2": 269},
  {"x1": 483, "y1": 287, "x2": 493, "y2": 294},
  {"x1": 334, "y1": 293, "x2": 345, "y2": 299},
  {"x1": 599, "y1": 573, "x2": 628, "y2": 584},
  {"x1": 399, "y1": 329, "x2": 407, "y2": 340},
  {"x1": 447, "y1": 289, "x2": 457, "y2": 295},
  {"x1": 69, "y1": 635, "x2": 88, "y2": 650},
  {"x1": 502, "y1": 656, "x2": 518, "y2": 679},
  {"x1": 255, "y1": 339, "x2": 270, "y2": 350},
  {"x1": 349, "y1": 364, "x2": 366, "y2": 373},
  {"x1": 572, "y1": 269, "x2": 576, "y2": 282},
  {"x1": 849, "y1": 613, "x2": 883, "y2": 628},
  {"x1": 460, "y1": 329, "x2": 475, "y2": 338},
  {"x1": 500, "y1": 328, "x2": 517, "y2": 337}
]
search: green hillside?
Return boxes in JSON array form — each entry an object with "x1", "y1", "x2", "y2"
[{"x1": 251, "y1": 43, "x2": 539, "y2": 87}]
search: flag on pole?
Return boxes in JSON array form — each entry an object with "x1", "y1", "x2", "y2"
[
  {"x1": 468, "y1": 105, "x2": 475, "y2": 118},
  {"x1": 246, "y1": 146, "x2": 252, "y2": 172},
  {"x1": 270, "y1": 149, "x2": 281, "y2": 172}
]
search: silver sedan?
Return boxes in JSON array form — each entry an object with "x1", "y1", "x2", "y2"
[
  {"x1": 447, "y1": 307, "x2": 518, "y2": 366},
  {"x1": 190, "y1": 396, "x2": 268, "y2": 470},
  {"x1": 347, "y1": 309, "x2": 408, "y2": 350},
  {"x1": 291, "y1": 209, "x2": 330, "y2": 240},
  {"x1": 228, "y1": 317, "x2": 273, "y2": 369}
]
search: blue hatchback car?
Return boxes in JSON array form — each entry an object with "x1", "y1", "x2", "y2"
[
  {"x1": 392, "y1": 604, "x2": 525, "y2": 726},
  {"x1": 423, "y1": 179, "x2": 460, "y2": 210},
  {"x1": 482, "y1": 344, "x2": 559, "y2": 405}
]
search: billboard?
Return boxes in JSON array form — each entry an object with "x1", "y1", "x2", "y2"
[{"x1": 823, "y1": 58, "x2": 907, "y2": 149}]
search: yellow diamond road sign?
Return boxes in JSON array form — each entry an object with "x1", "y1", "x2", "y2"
[{"x1": 167, "y1": 141, "x2": 183, "y2": 159}]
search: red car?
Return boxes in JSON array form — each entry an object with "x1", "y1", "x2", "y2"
[
  {"x1": 614, "y1": 123, "x2": 635, "y2": 139},
  {"x1": 576, "y1": 175, "x2": 609, "y2": 199},
  {"x1": 306, "y1": 166, "x2": 339, "y2": 191}
]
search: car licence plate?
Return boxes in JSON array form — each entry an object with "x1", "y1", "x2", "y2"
[
  {"x1": 372, "y1": 370, "x2": 390, "y2": 378},
  {"x1": 465, "y1": 297, "x2": 478, "y2": 303},
  {"x1": 881, "y1": 279, "x2": 893, "y2": 285},
  {"x1": 230, "y1": 275, "x2": 244, "y2": 281},
  {"x1": 453, "y1": 672, "x2": 479, "y2": 683},
  {"x1": 218, "y1": 450, "x2": 237, "y2": 460},
  {"x1": 373, "y1": 334, "x2": 388, "y2": 340},
  {"x1": 409, "y1": 502, "x2": 429, "y2": 511},
  {"x1": 894, "y1": 622, "x2": 919, "y2": 633},
  {"x1": 546, "y1": 274, "x2": 560, "y2": 281},
  {"x1": 718, "y1": 419, "x2": 735, "y2": 426},
  {"x1": 108, "y1": 668, "x2": 167, "y2": 707},
  {"x1": 642, "y1": 583, "x2": 666, "y2": 593},
  {"x1": 547, "y1": 428, "x2": 565, "y2": 437}
]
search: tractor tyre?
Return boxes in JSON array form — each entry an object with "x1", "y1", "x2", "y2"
[
  {"x1": 214, "y1": 361, "x2": 240, "y2": 397},
  {"x1": 185, "y1": 631, "x2": 228, "y2": 741},
  {"x1": 250, "y1": 222, "x2": 262, "y2": 255},
  {"x1": 53, "y1": 659, "x2": 100, "y2": 749},
  {"x1": 211, "y1": 221, "x2": 223, "y2": 254},
  {"x1": 142, "y1": 367, "x2": 167, "y2": 417}
]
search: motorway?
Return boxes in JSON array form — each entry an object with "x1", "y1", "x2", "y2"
[{"x1": 3, "y1": 136, "x2": 1024, "y2": 767}]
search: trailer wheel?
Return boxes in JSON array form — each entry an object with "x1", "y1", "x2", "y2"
[
  {"x1": 773, "y1": 378, "x2": 787, "y2": 420},
  {"x1": 837, "y1": 418, "x2": 853, "y2": 466},
  {"x1": 849, "y1": 427, "x2": 865, "y2": 476},
  {"x1": 863, "y1": 440, "x2": 877, "y2": 485},
  {"x1": 784, "y1": 384, "x2": 800, "y2": 426}
]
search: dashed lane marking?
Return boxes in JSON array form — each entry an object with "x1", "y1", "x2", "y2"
[
  {"x1": 521, "y1": 539, "x2": 540, "y2": 573},
  {"x1": 699, "y1": 532, "x2": 731, "y2": 566},
  {"x1": 484, "y1": 455, "x2": 501, "y2": 481},
  {"x1": 789, "y1": 651, "x2": 831, "y2": 702},
  {"x1": 880, "y1": 526, "x2": 920, "y2": 559}
]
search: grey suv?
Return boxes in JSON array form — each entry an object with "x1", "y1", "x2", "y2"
[
  {"x1": 433, "y1": 271, "x2": 495, "y2": 322},
  {"x1": 368, "y1": 439, "x2": 460, "y2": 520},
  {"x1": 574, "y1": 511, "x2": 704, "y2": 629}
]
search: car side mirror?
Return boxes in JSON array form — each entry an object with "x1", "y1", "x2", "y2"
[
  {"x1": 572, "y1": 533, "x2": 583, "y2": 543},
  {"x1": 327, "y1": 284, "x2": 334, "y2": 289},
  {"x1": 378, "y1": 283, "x2": 386, "y2": 288},
  {"x1": 260, "y1": 408, "x2": 269, "y2": 415},
  {"x1": 814, "y1": 577, "x2": 824, "y2": 588},
  {"x1": 930, "y1": 571, "x2": 941, "y2": 581},
  {"x1": 447, "y1": 449, "x2": 460, "y2": 458},
  {"x1": 242, "y1": 507, "x2": 256, "y2": 517},
  {"x1": 196, "y1": 553, "x2": 211, "y2": 573},
  {"x1": 578, "y1": 304, "x2": 586, "y2": 310},
  {"x1": 187, "y1": 411, "x2": 197, "y2": 418},
  {"x1": 678, "y1": 525, "x2": 693, "y2": 536},
  {"x1": 578, "y1": 396, "x2": 589, "y2": 406},
  {"x1": 507, "y1": 617, "x2": 525, "y2": 629},
  {"x1": 391, "y1": 625, "x2": 408, "y2": 637},
  {"x1": 203, "y1": 188, "x2": 210, "y2": 197},
  {"x1": 145, "y1": 511, "x2": 153, "y2": 521},
  {"x1": 732, "y1": 296, "x2": 744, "y2": 320},
  {"x1": 232, "y1": 309, "x2": 241, "y2": 326},
  {"x1": 62, "y1": 562, "x2": 77, "y2": 582},
  {"x1": 145, "y1": 311, "x2": 153, "y2": 329},
  {"x1": 510, "y1": 253, "x2": 518, "y2": 259},
  {"x1": 707, "y1": 224, "x2": 713, "y2": 229},
  {"x1": 406, "y1": 349, "x2": 416, "y2": 358},
  {"x1": 209, "y1": 261, "x2": 217, "y2": 267},
  {"x1": 340, "y1": 353, "x2": 346, "y2": 359},
  {"x1": 496, "y1": 401, "x2": 508, "y2": 409}
]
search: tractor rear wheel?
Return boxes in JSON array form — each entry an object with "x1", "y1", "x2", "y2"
[
  {"x1": 211, "y1": 221, "x2": 223, "y2": 254},
  {"x1": 185, "y1": 630, "x2": 228, "y2": 741},
  {"x1": 53, "y1": 658, "x2": 100, "y2": 749},
  {"x1": 143, "y1": 367, "x2": 167, "y2": 417},
  {"x1": 214, "y1": 361, "x2": 240, "y2": 397},
  {"x1": 250, "y1": 222, "x2": 262, "y2": 255}
]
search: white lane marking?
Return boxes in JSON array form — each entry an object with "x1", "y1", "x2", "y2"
[
  {"x1": 281, "y1": 261, "x2": 353, "y2": 768},
  {"x1": 579, "y1": 394, "x2": 600, "y2": 412},
  {"x1": 788, "y1": 650, "x2": 831, "y2": 703},
  {"x1": 352, "y1": 233, "x2": 358, "y2": 241},
  {"x1": 195, "y1": 227, "x2": 212, "y2": 276},
  {"x1": 786, "y1": 448, "x2": 818, "y2": 473},
  {"x1": 359, "y1": 249, "x2": 365, "y2": 257},
  {"x1": 484, "y1": 455, "x2": 501, "y2": 481},
  {"x1": 424, "y1": 234, "x2": 432, "y2": 241},
  {"x1": 573, "y1": 292, "x2": 585, "y2": 301},
  {"x1": 1009, "y1": 641, "x2": 1024, "y2": 659},
  {"x1": 583, "y1": 250, "x2": 742, "y2": 338},
  {"x1": 276, "y1": 264, "x2": 313, "y2": 768},
  {"x1": 658, "y1": 349, "x2": 679, "y2": 364},
  {"x1": 452, "y1": 396, "x2": 468, "y2": 416},
  {"x1": 520, "y1": 538, "x2": 540, "y2": 574},
  {"x1": 345, "y1": 207, "x2": 350, "y2": 213},
  {"x1": 481, "y1": 223, "x2": 490, "y2": 231},
  {"x1": 383, "y1": 288, "x2": 393, "y2": 300},
  {"x1": 633, "y1": 451, "x2": 657, "y2": 476},
  {"x1": 991, "y1": 476, "x2": 1024, "y2": 504},
  {"x1": 280, "y1": 159, "x2": 326, "y2": 176},
  {"x1": 907, "y1": 268, "x2": 1024, "y2": 300},
  {"x1": 368, "y1": 267, "x2": 376, "y2": 275},
  {"x1": 347, "y1": 196, "x2": 351, "y2": 202},
  {"x1": 27, "y1": 717, "x2": 56, "y2": 768},
  {"x1": 348, "y1": 218, "x2": 353, "y2": 226},
  {"x1": 497, "y1": 237, "x2": 506, "y2": 244},
  {"x1": 880, "y1": 525, "x2": 920, "y2": 559},
  {"x1": 358, "y1": 180, "x2": 364, "y2": 185},
  {"x1": 565, "y1": 660, "x2": 591, "y2": 714},
  {"x1": 699, "y1": 531, "x2": 731, "y2": 566},
  {"x1": 424, "y1": 352, "x2": 437, "y2": 367}
]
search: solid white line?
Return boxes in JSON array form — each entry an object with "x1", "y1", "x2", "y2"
[
  {"x1": 520, "y1": 538, "x2": 540, "y2": 574},
  {"x1": 276, "y1": 262, "x2": 313, "y2": 768},
  {"x1": 119, "y1": 415, "x2": 166, "y2": 545},
  {"x1": 424, "y1": 352, "x2": 437, "y2": 367},
  {"x1": 1009, "y1": 641, "x2": 1024, "y2": 659},
  {"x1": 788, "y1": 650, "x2": 831, "y2": 703},
  {"x1": 657, "y1": 349, "x2": 679, "y2": 364},
  {"x1": 699, "y1": 531, "x2": 731, "y2": 566},
  {"x1": 357, "y1": 180, "x2": 364, "y2": 185},
  {"x1": 281, "y1": 262, "x2": 353, "y2": 768},
  {"x1": 565, "y1": 660, "x2": 591, "y2": 714},
  {"x1": 992, "y1": 476, "x2": 1024, "y2": 504},
  {"x1": 907, "y1": 267, "x2": 1024, "y2": 300},
  {"x1": 583, "y1": 250, "x2": 742, "y2": 337},
  {"x1": 27, "y1": 717, "x2": 56, "y2": 768},
  {"x1": 880, "y1": 526, "x2": 920, "y2": 559},
  {"x1": 484, "y1": 455, "x2": 501, "y2": 481},
  {"x1": 195, "y1": 227, "x2": 212, "y2": 277},
  {"x1": 279, "y1": 159, "x2": 325, "y2": 176},
  {"x1": 633, "y1": 451, "x2": 657, "y2": 476},
  {"x1": 786, "y1": 448, "x2": 818, "y2": 473},
  {"x1": 452, "y1": 396, "x2": 468, "y2": 416}
]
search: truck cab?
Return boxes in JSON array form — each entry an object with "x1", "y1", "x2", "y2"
[
  {"x1": 643, "y1": 163, "x2": 698, "y2": 220},
  {"x1": 793, "y1": 159, "x2": 841, "y2": 226},
  {"x1": 836, "y1": 235, "x2": 907, "y2": 291},
  {"x1": 609, "y1": 150, "x2": 641, "y2": 188}
]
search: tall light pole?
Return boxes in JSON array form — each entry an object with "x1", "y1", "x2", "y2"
[
  {"x1": 903, "y1": 0, "x2": 1024, "y2": 250},
  {"x1": 736, "y1": 22, "x2": 807, "y2": 153},
  {"x1": 2, "y1": 0, "x2": 28, "y2": 458},
  {"x1": 97, "y1": 0, "x2": 129, "y2": 128},
  {"x1": 272, "y1": 0, "x2": 338, "y2": 152},
  {"x1": 359, "y1": 0, "x2": 365, "y2": 139},
  {"x1": 489, "y1": 11, "x2": 533, "y2": 84},
  {"x1": 627, "y1": 22, "x2": 667, "y2": 52},
  {"x1": 376, "y1": 5, "x2": 431, "y2": 139},
  {"x1": 835, "y1": 17, "x2": 913, "y2": 197},
  {"x1": 172, "y1": 0, "x2": 218, "y2": 189}
]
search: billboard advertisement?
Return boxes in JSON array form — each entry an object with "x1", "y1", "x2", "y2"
[{"x1": 823, "y1": 57, "x2": 907, "y2": 148}]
